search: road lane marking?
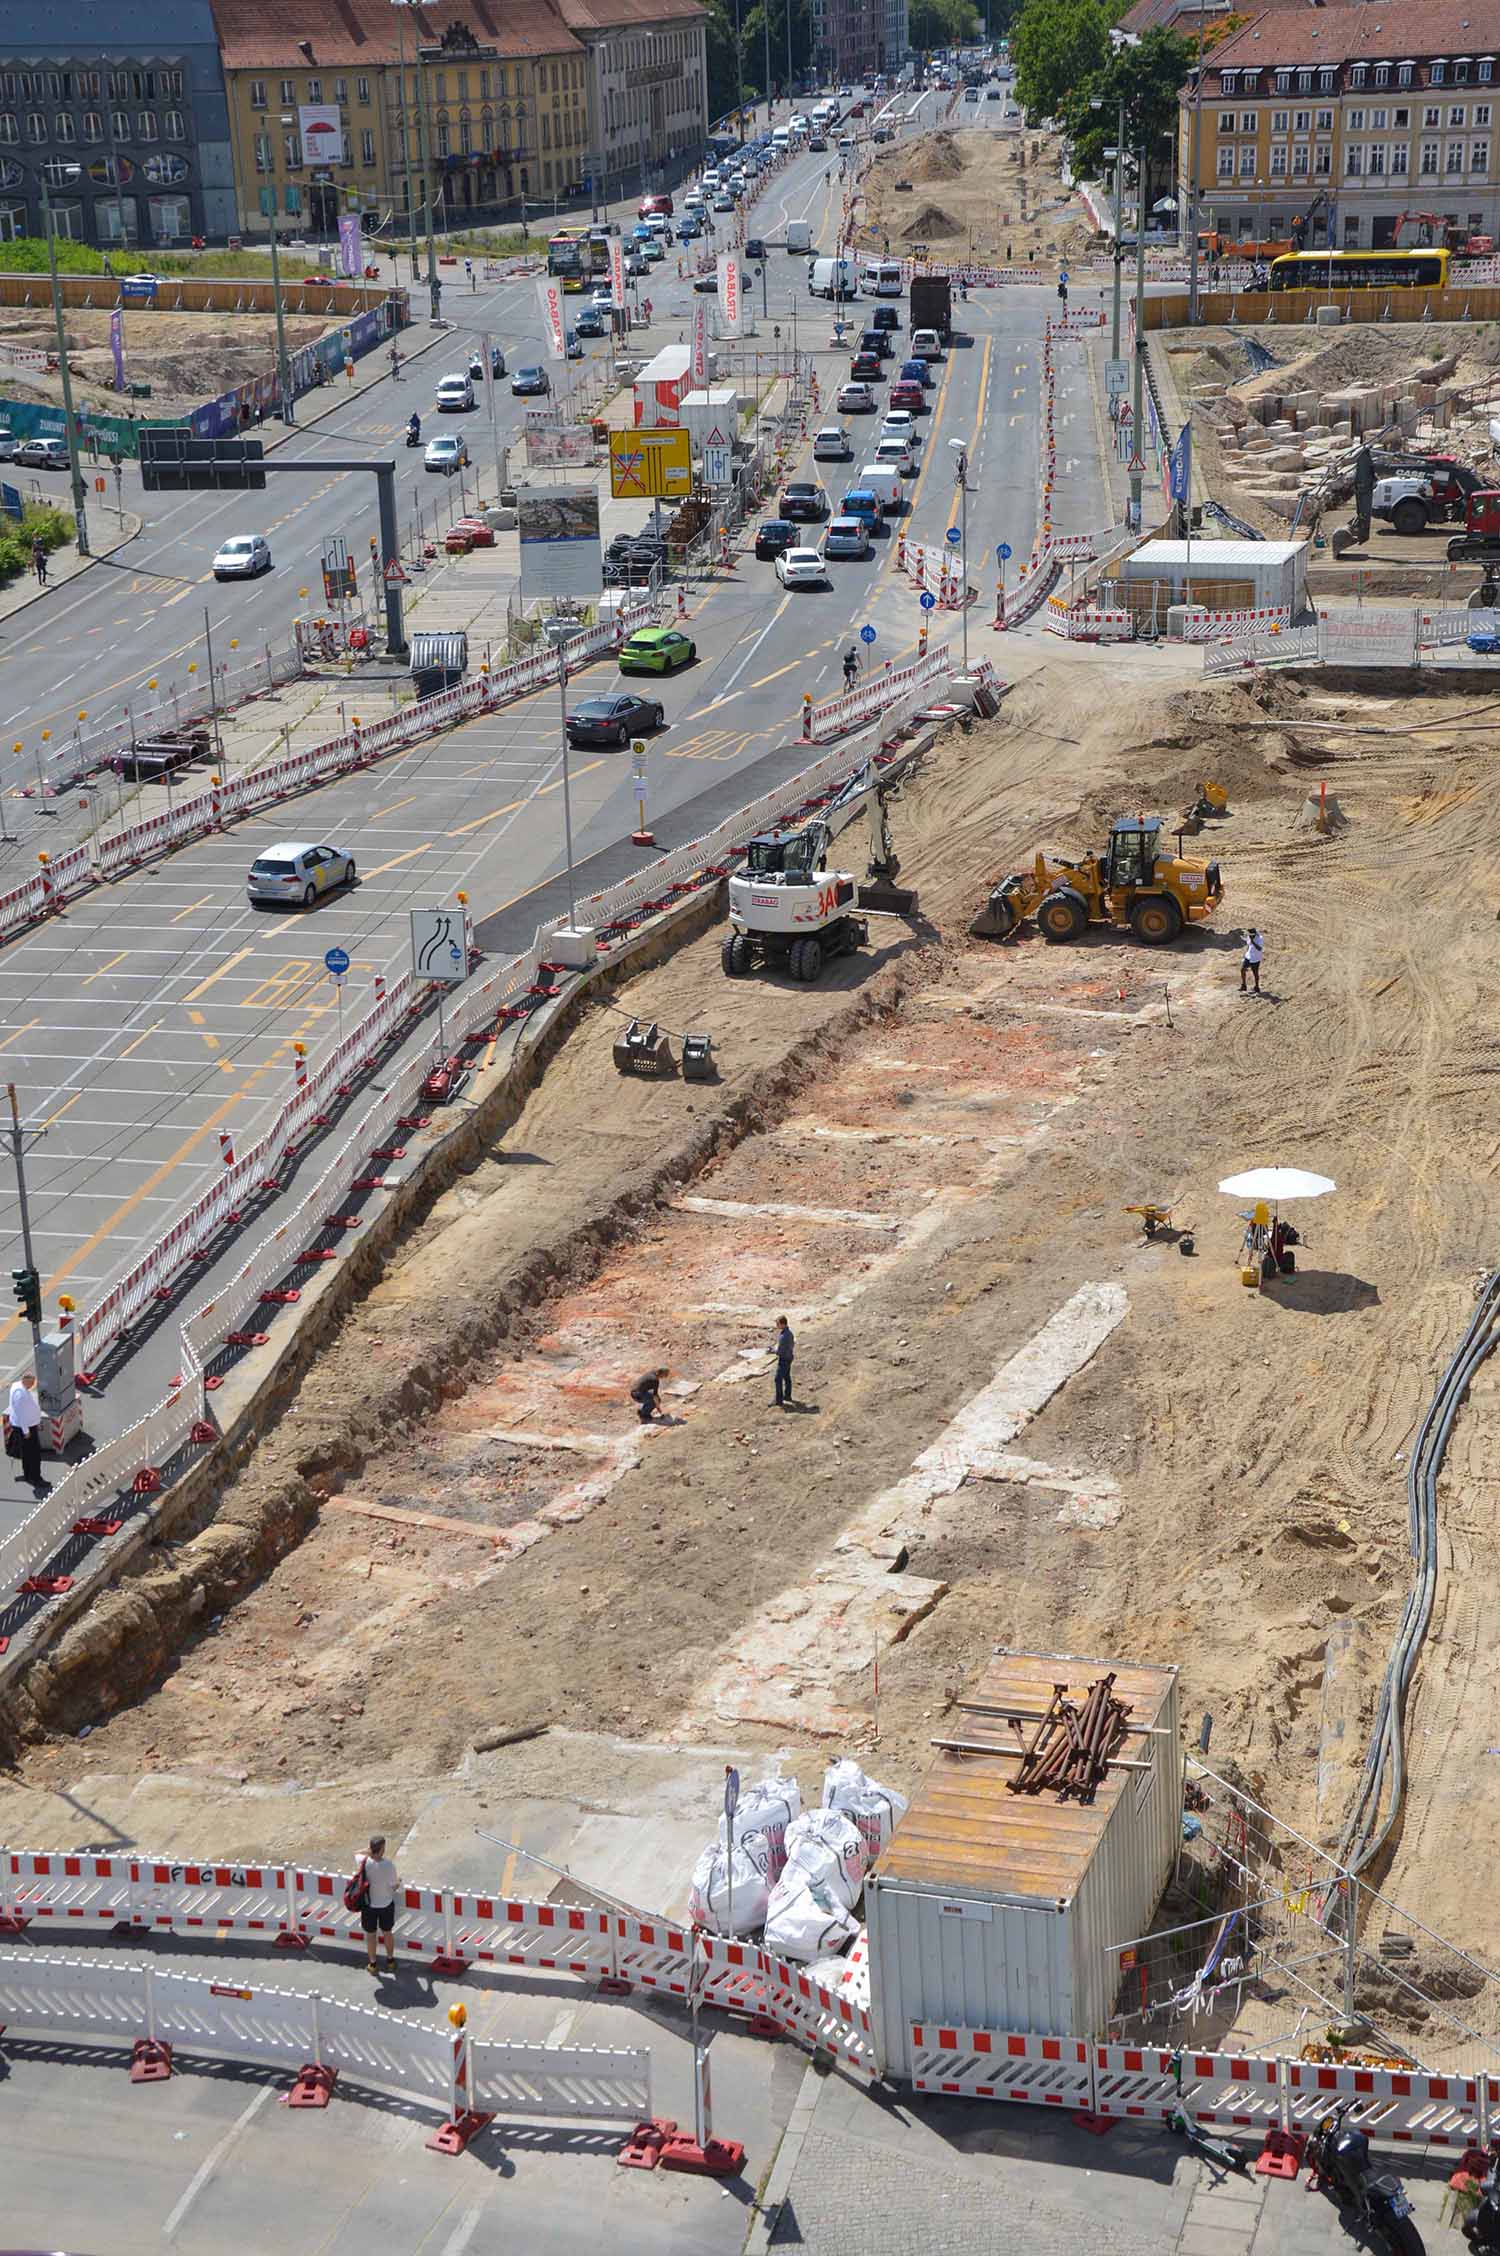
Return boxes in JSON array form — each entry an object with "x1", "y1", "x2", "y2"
[
  {"x1": 82, "y1": 951, "x2": 128, "y2": 985},
  {"x1": 183, "y1": 945, "x2": 254, "y2": 1004},
  {"x1": 0, "y1": 1018, "x2": 40, "y2": 1055},
  {"x1": 39, "y1": 1090, "x2": 82, "y2": 1132},
  {"x1": 716, "y1": 593, "x2": 791, "y2": 697},
  {"x1": 171, "y1": 893, "x2": 211, "y2": 923},
  {"x1": 162, "y1": 2083, "x2": 276, "y2": 2241},
  {"x1": 369, "y1": 790, "x2": 421, "y2": 821},
  {"x1": 363, "y1": 842, "x2": 434, "y2": 875}
]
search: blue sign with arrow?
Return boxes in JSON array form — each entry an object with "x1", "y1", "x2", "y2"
[
  {"x1": 945, "y1": 525, "x2": 962, "y2": 545},
  {"x1": 997, "y1": 542, "x2": 1012, "y2": 562},
  {"x1": 919, "y1": 590, "x2": 936, "y2": 610}
]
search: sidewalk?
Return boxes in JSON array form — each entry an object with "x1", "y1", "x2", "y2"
[{"x1": 0, "y1": 501, "x2": 141, "y2": 630}]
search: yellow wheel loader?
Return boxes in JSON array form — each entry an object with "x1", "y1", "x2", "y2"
[{"x1": 970, "y1": 815, "x2": 1224, "y2": 946}]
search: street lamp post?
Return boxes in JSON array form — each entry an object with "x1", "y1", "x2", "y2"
[
  {"x1": 272, "y1": 123, "x2": 299, "y2": 424},
  {"x1": 39, "y1": 169, "x2": 90, "y2": 557},
  {"x1": 411, "y1": 47, "x2": 441, "y2": 320},
  {"x1": 392, "y1": 0, "x2": 422, "y2": 285},
  {"x1": 948, "y1": 438, "x2": 971, "y2": 675},
  {"x1": 1130, "y1": 145, "x2": 1147, "y2": 530}
]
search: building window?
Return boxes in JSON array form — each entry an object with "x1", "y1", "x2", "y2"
[
  {"x1": 1483, "y1": 59, "x2": 1496, "y2": 82},
  {"x1": 1293, "y1": 145, "x2": 1309, "y2": 175},
  {"x1": 1368, "y1": 144, "x2": 1385, "y2": 174},
  {"x1": 138, "y1": 111, "x2": 158, "y2": 142},
  {"x1": 1432, "y1": 61, "x2": 1446, "y2": 84},
  {"x1": 1474, "y1": 139, "x2": 1490, "y2": 168},
  {"x1": 1372, "y1": 107, "x2": 1387, "y2": 128},
  {"x1": 254, "y1": 132, "x2": 271, "y2": 171},
  {"x1": 1392, "y1": 143, "x2": 1408, "y2": 173},
  {"x1": 1240, "y1": 111, "x2": 1257, "y2": 131},
  {"x1": 110, "y1": 109, "x2": 129, "y2": 141},
  {"x1": 1270, "y1": 146, "x2": 1287, "y2": 174},
  {"x1": 1314, "y1": 144, "x2": 1332, "y2": 174},
  {"x1": 24, "y1": 112, "x2": 46, "y2": 142},
  {"x1": 1394, "y1": 107, "x2": 1410, "y2": 126},
  {"x1": 131, "y1": 70, "x2": 154, "y2": 99},
  {"x1": 1348, "y1": 108, "x2": 1364, "y2": 129},
  {"x1": 1450, "y1": 105, "x2": 1467, "y2": 125},
  {"x1": 1320, "y1": 67, "x2": 1335, "y2": 90},
  {"x1": 437, "y1": 119, "x2": 449, "y2": 155},
  {"x1": 1374, "y1": 64, "x2": 1390, "y2": 86},
  {"x1": 1239, "y1": 146, "x2": 1255, "y2": 176},
  {"x1": 0, "y1": 202, "x2": 26, "y2": 240},
  {"x1": 306, "y1": 78, "x2": 321, "y2": 102},
  {"x1": 1425, "y1": 105, "x2": 1440, "y2": 125},
  {"x1": 78, "y1": 70, "x2": 99, "y2": 99},
  {"x1": 1421, "y1": 140, "x2": 1439, "y2": 173},
  {"x1": 361, "y1": 127, "x2": 374, "y2": 163},
  {"x1": 53, "y1": 112, "x2": 74, "y2": 142},
  {"x1": 284, "y1": 183, "x2": 301, "y2": 213},
  {"x1": 0, "y1": 115, "x2": 16, "y2": 144},
  {"x1": 283, "y1": 131, "x2": 301, "y2": 168},
  {"x1": 1447, "y1": 140, "x2": 1464, "y2": 170},
  {"x1": 1350, "y1": 64, "x2": 1366, "y2": 86},
  {"x1": 1294, "y1": 109, "x2": 1310, "y2": 130},
  {"x1": 149, "y1": 192, "x2": 190, "y2": 241},
  {"x1": 335, "y1": 78, "x2": 347, "y2": 103},
  {"x1": 1273, "y1": 109, "x2": 1288, "y2": 132},
  {"x1": 1399, "y1": 63, "x2": 1413, "y2": 86},
  {"x1": 1275, "y1": 69, "x2": 1291, "y2": 92},
  {"x1": 280, "y1": 78, "x2": 294, "y2": 104},
  {"x1": 1220, "y1": 70, "x2": 1236, "y2": 94},
  {"x1": 460, "y1": 114, "x2": 472, "y2": 153},
  {"x1": 1218, "y1": 109, "x2": 1234, "y2": 133},
  {"x1": 163, "y1": 110, "x2": 185, "y2": 139},
  {"x1": 1345, "y1": 143, "x2": 1363, "y2": 174},
  {"x1": 250, "y1": 79, "x2": 267, "y2": 108},
  {"x1": 357, "y1": 76, "x2": 370, "y2": 102},
  {"x1": 1457, "y1": 59, "x2": 1471, "y2": 82},
  {"x1": 1315, "y1": 107, "x2": 1332, "y2": 130}
]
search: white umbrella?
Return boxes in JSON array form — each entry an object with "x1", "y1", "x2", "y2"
[{"x1": 1217, "y1": 1167, "x2": 1335, "y2": 1202}]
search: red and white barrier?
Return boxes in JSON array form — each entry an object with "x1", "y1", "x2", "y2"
[
  {"x1": 910, "y1": 2025, "x2": 1093, "y2": 2107},
  {"x1": 1175, "y1": 604, "x2": 1292, "y2": 643}
]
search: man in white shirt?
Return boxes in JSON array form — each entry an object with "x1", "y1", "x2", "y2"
[
  {"x1": 358, "y1": 1834, "x2": 400, "y2": 1971},
  {"x1": 6, "y1": 1373, "x2": 44, "y2": 1491},
  {"x1": 1240, "y1": 929, "x2": 1265, "y2": 995}
]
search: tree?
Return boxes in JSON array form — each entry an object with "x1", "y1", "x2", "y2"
[
  {"x1": 910, "y1": 0, "x2": 984, "y2": 47},
  {"x1": 1062, "y1": 27, "x2": 1191, "y2": 189},
  {"x1": 1012, "y1": 0, "x2": 1109, "y2": 125}
]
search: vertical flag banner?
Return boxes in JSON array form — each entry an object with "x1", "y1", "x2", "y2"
[
  {"x1": 609, "y1": 234, "x2": 627, "y2": 310},
  {"x1": 537, "y1": 275, "x2": 566, "y2": 360},
  {"x1": 716, "y1": 251, "x2": 741, "y2": 338},
  {"x1": 338, "y1": 213, "x2": 363, "y2": 277},
  {"x1": 110, "y1": 309, "x2": 125, "y2": 390},
  {"x1": 691, "y1": 297, "x2": 708, "y2": 385}
]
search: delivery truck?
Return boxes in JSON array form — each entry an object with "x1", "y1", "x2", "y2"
[{"x1": 909, "y1": 271, "x2": 953, "y2": 346}]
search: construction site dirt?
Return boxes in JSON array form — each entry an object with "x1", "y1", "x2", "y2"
[{"x1": 8, "y1": 649, "x2": 1500, "y2": 2048}]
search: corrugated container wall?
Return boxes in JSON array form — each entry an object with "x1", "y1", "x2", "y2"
[
  {"x1": 1119, "y1": 539, "x2": 1306, "y2": 613},
  {"x1": 866, "y1": 1653, "x2": 1180, "y2": 2080}
]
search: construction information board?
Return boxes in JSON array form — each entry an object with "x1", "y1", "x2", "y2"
[{"x1": 610, "y1": 427, "x2": 692, "y2": 500}]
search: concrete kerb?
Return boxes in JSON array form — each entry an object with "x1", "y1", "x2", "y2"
[
  {"x1": 0, "y1": 507, "x2": 143, "y2": 628},
  {"x1": 0, "y1": 715, "x2": 948, "y2": 1738},
  {"x1": 744, "y1": 2054, "x2": 826, "y2": 2253}
]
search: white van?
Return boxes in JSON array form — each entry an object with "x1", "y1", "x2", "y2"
[
  {"x1": 772, "y1": 126, "x2": 791, "y2": 149},
  {"x1": 859, "y1": 461, "x2": 905, "y2": 514},
  {"x1": 860, "y1": 259, "x2": 904, "y2": 297},
  {"x1": 786, "y1": 219, "x2": 812, "y2": 254},
  {"x1": 808, "y1": 254, "x2": 857, "y2": 298}
]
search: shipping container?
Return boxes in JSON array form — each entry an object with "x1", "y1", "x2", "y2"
[
  {"x1": 866, "y1": 1649, "x2": 1180, "y2": 2079},
  {"x1": 1119, "y1": 538, "x2": 1307, "y2": 615}
]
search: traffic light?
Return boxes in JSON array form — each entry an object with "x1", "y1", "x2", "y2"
[{"x1": 10, "y1": 1266, "x2": 40, "y2": 1326}]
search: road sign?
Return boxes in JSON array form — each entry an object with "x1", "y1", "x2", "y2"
[
  {"x1": 1059, "y1": 269, "x2": 1068, "y2": 285},
  {"x1": 1126, "y1": 452, "x2": 1145, "y2": 474},
  {"x1": 919, "y1": 590, "x2": 936, "y2": 610},
  {"x1": 859, "y1": 624, "x2": 877, "y2": 644},
  {"x1": 703, "y1": 442, "x2": 733, "y2": 487},
  {"x1": 384, "y1": 556, "x2": 409, "y2": 584},
  {"x1": 409, "y1": 908, "x2": 467, "y2": 987},
  {"x1": 945, "y1": 525, "x2": 962, "y2": 546},
  {"x1": 1105, "y1": 357, "x2": 1129, "y2": 398},
  {"x1": 998, "y1": 541, "x2": 1013, "y2": 562},
  {"x1": 609, "y1": 426, "x2": 691, "y2": 500},
  {"x1": 324, "y1": 946, "x2": 350, "y2": 978}
]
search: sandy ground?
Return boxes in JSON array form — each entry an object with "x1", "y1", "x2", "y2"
[
  {"x1": 9, "y1": 651, "x2": 1500, "y2": 2032},
  {"x1": 859, "y1": 124, "x2": 1096, "y2": 268},
  {"x1": 0, "y1": 308, "x2": 337, "y2": 418}
]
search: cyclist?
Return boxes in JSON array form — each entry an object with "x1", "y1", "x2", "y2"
[
  {"x1": 842, "y1": 646, "x2": 858, "y2": 690},
  {"x1": 388, "y1": 342, "x2": 401, "y2": 379}
]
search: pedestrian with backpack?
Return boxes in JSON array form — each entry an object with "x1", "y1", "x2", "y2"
[{"x1": 347, "y1": 1833, "x2": 400, "y2": 1971}]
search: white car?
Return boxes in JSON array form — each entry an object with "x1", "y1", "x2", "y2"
[
  {"x1": 435, "y1": 372, "x2": 475, "y2": 411},
  {"x1": 247, "y1": 839, "x2": 357, "y2": 909},
  {"x1": 712, "y1": 192, "x2": 734, "y2": 211},
  {"x1": 425, "y1": 434, "x2": 468, "y2": 474},
  {"x1": 910, "y1": 326, "x2": 945, "y2": 359},
  {"x1": 873, "y1": 434, "x2": 915, "y2": 475},
  {"x1": 812, "y1": 425, "x2": 853, "y2": 462},
  {"x1": 775, "y1": 545, "x2": 829, "y2": 589},
  {"x1": 212, "y1": 532, "x2": 272, "y2": 579},
  {"x1": 0, "y1": 428, "x2": 14, "y2": 461},
  {"x1": 879, "y1": 410, "x2": 919, "y2": 448}
]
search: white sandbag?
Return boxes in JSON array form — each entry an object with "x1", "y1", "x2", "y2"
[
  {"x1": 763, "y1": 1873, "x2": 860, "y2": 1963},
  {"x1": 785, "y1": 1806, "x2": 867, "y2": 1900},
  {"x1": 780, "y1": 1828, "x2": 860, "y2": 1914},
  {"x1": 720, "y1": 1760, "x2": 802, "y2": 1883},
  {"x1": 688, "y1": 1836, "x2": 770, "y2": 1935},
  {"x1": 821, "y1": 1757, "x2": 910, "y2": 1862}
]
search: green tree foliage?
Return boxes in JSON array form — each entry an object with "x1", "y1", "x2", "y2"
[
  {"x1": 911, "y1": 0, "x2": 984, "y2": 47},
  {"x1": 703, "y1": 0, "x2": 813, "y2": 115},
  {"x1": 1012, "y1": 0, "x2": 1109, "y2": 123},
  {"x1": 1062, "y1": 27, "x2": 1192, "y2": 178},
  {"x1": 0, "y1": 506, "x2": 74, "y2": 585}
]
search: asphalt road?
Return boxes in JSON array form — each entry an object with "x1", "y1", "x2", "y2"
[{"x1": 0, "y1": 98, "x2": 1116, "y2": 1494}]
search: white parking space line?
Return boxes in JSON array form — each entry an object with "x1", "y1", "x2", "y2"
[{"x1": 162, "y1": 2082, "x2": 276, "y2": 2241}]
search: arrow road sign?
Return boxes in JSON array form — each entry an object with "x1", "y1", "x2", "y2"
[
  {"x1": 919, "y1": 590, "x2": 936, "y2": 610},
  {"x1": 997, "y1": 542, "x2": 1012, "y2": 562},
  {"x1": 409, "y1": 908, "x2": 467, "y2": 986},
  {"x1": 859, "y1": 624, "x2": 877, "y2": 644},
  {"x1": 945, "y1": 525, "x2": 962, "y2": 545}
]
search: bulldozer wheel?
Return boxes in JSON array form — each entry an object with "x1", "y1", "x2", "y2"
[
  {"x1": 790, "y1": 936, "x2": 824, "y2": 983},
  {"x1": 1130, "y1": 896, "x2": 1182, "y2": 945},
  {"x1": 722, "y1": 932, "x2": 754, "y2": 976},
  {"x1": 1037, "y1": 890, "x2": 1088, "y2": 944}
]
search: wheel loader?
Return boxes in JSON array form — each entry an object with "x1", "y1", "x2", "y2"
[{"x1": 970, "y1": 815, "x2": 1224, "y2": 946}]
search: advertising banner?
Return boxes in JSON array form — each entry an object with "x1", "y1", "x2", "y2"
[
  {"x1": 609, "y1": 234, "x2": 627, "y2": 310},
  {"x1": 517, "y1": 487, "x2": 603, "y2": 600},
  {"x1": 537, "y1": 275, "x2": 567, "y2": 360},
  {"x1": 298, "y1": 105, "x2": 344, "y2": 166},
  {"x1": 337, "y1": 213, "x2": 363, "y2": 278},
  {"x1": 716, "y1": 251, "x2": 741, "y2": 338},
  {"x1": 691, "y1": 298, "x2": 707, "y2": 386},
  {"x1": 526, "y1": 427, "x2": 595, "y2": 466}
]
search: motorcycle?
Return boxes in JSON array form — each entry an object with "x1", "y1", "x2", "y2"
[
  {"x1": 1462, "y1": 2151, "x2": 1500, "y2": 2248},
  {"x1": 405, "y1": 418, "x2": 421, "y2": 448},
  {"x1": 1307, "y1": 2101, "x2": 1425, "y2": 2255}
]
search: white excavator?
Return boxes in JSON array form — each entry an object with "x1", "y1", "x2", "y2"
[{"x1": 721, "y1": 761, "x2": 916, "y2": 982}]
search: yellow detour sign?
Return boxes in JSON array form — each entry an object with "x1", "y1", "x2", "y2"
[{"x1": 609, "y1": 427, "x2": 692, "y2": 500}]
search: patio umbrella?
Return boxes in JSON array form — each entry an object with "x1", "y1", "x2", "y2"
[{"x1": 1217, "y1": 1167, "x2": 1335, "y2": 1203}]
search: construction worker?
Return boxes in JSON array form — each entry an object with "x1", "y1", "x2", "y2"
[
  {"x1": 1240, "y1": 929, "x2": 1265, "y2": 994},
  {"x1": 629, "y1": 1367, "x2": 670, "y2": 1424}
]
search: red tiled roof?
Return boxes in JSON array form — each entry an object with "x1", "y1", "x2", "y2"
[
  {"x1": 557, "y1": 0, "x2": 706, "y2": 24},
  {"x1": 210, "y1": 0, "x2": 586, "y2": 68},
  {"x1": 1206, "y1": 0, "x2": 1500, "y2": 76}
]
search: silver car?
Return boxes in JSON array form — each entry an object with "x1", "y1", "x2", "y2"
[
  {"x1": 15, "y1": 435, "x2": 68, "y2": 469},
  {"x1": 247, "y1": 839, "x2": 357, "y2": 908},
  {"x1": 212, "y1": 532, "x2": 272, "y2": 579}
]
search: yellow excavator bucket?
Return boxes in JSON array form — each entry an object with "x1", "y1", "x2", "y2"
[{"x1": 1201, "y1": 782, "x2": 1228, "y2": 812}]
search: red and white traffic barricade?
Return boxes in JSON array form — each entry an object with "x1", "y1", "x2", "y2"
[
  {"x1": 1281, "y1": 2056, "x2": 1486, "y2": 2149},
  {"x1": 909, "y1": 2025, "x2": 1094, "y2": 2108}
]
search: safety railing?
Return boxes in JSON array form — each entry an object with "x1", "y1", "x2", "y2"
[{"x1": 805, "y1": 646, "x2": 959, "y2": 743}]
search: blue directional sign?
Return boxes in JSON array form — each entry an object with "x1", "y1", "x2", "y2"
[
  {"x1": 859, "y1": 624, "x2": 877, "y2": 644},
  {"x1": 324, "y1": 946, "x2": 350, "y2": 978},
  {"x1": 919, "y1": 590, "x2": 936, "y2": 610},
  {"x1": 997, "y1": 541, "x2": 1013, "y2": 561},
  {"x1": 1059, "y1": 268, "x2": 1069, "y2": 285},
  {"x1": 945, "y1": 525, "x2": 962, "y2": 545}
]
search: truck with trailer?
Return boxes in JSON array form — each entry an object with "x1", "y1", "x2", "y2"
[{"x1": 909, "y1": 271, "x2": 952, "y2": 346}]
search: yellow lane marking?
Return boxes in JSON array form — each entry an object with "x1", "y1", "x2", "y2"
[
  {"x1": 188, "y1": 1008, "x2": 205, "y2": 1026},
  {"x1": 183, "y1": 945, "x2": 253, "y2": 1004},
  {"x1": 115, "y1": 1021, "x2": 163, "y2": 1064},
  {"x1": 0, "y1": 1018, "x2": 39, "y2": 1055},
  {"x1": 369, "y1": 791, "x2": 421, "y2": 822},
  {"x1": 82, "y1": 952, "x2": 127, "y2": 986},
  {"x1": 363, "y1": 843, "x2": 434, "y2": 876},
  {"x1": 171, "y1": 894, "x2": 211, "y2": 924},
  {"x1": 0, "y1": 1087, "x2": 245, "y2": 1346},
  {"x1": 39, "y1": 1090, "x2": 82, "y2": 1133}
]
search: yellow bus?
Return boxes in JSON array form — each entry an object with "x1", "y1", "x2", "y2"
[{"x1": 1267, "y1": 247, "x2": 1450, "y2": 291}]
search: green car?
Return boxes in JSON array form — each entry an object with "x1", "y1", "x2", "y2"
[{"x1": 618, "y1": 627, "x2": 696, "y2": 675}]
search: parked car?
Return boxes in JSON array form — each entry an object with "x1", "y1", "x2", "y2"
[
  {"x1": 15, "y1": 435, "x2": 69, "y2": 470},
  {"x1": 776, "y1": 545, "x2": 829, "y2": 589},
  {"x1": 824, "y1": 515, "x2": 873, "y2": 559},
  {"x1": 211, "y1": 532, "x2": 272, "y2": 579},
  {"x1": 836, "y1": 380, "x2": 877, "y2": 413},
  {"x1": 812, "y1": 424, "x2": 853, "y2": 461},
  {"x1": 565, "y1": 693, "x2": 666, "y2": 746},
  {"x1": 754, "y1": 518, "x2": 798, "y2": 560},
  {"x1": 247, "y1": 839, "x2": 357, "y2": 909},
  {"x1": 780, "y1": 482, "x2": 829, "y2": 522},
  {"x1": 424, "y1": 434, "x2": 469, "y2": 474},
  {"x1": 511, "y1": 366, "x2": 551, "y2": 395},
  {"x1": 618, "y1": 626, "x2": 696, "y2": 674},
  {"x1": 435, "y1": 371, "x2": 475, "y2": 411}
]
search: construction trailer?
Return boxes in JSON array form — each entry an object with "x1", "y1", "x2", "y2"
[
  {"x1": 1117, "y1": 538, "x2": 1309, "y2": 616},
  {"x1": 865, "y1": 1649, "x2": 1181, "y2": 2065}
]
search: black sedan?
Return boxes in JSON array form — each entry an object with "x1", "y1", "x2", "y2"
[
  {"x1": 754, "y1": 518, "x2": 798, "y2": 559},
  {"x1": 850, "y1": 350, "x2": 883, "y2": 380},
  {"x1": 511, "y1": 365, "x2": 551, "y2": 395},
  {"x1": 745, "y1": 237, "x2": 766, "y2": 259},
  {"x1": 573, "y1": 308, "x2": 606, "y2": 336},
  {"x1": 780, "y1": 483, "x2": 828, "y2": 522},
  {"x1": 565, "y1": 693, "x2": 666, "y2": 747}
]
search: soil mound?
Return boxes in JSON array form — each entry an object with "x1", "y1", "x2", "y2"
[
  {"x1": 902, "y1": 203, "x2": 959, "y2": 242},
  {"x1": 907, "y1": 131, "x2": 965, "y2": 184}
]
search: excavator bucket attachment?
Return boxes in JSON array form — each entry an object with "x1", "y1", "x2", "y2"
[
  {"x1": 970, "y1": 877, "x2": 1023, "y2": 940},
  {"x1": 859, "y1": 877, "x2": 916, "y2": 915}
]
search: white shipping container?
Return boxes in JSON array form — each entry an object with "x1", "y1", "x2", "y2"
[
  {"x1": 677, "y1": 386, "x2": 740, "y2": 457},
  {"x1": 866, "y1": 1650, "x2": 1180, "y2": 2079},
  {"x1": 1119, "y1": 538, "x2": 1307, "y2": 615}
]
